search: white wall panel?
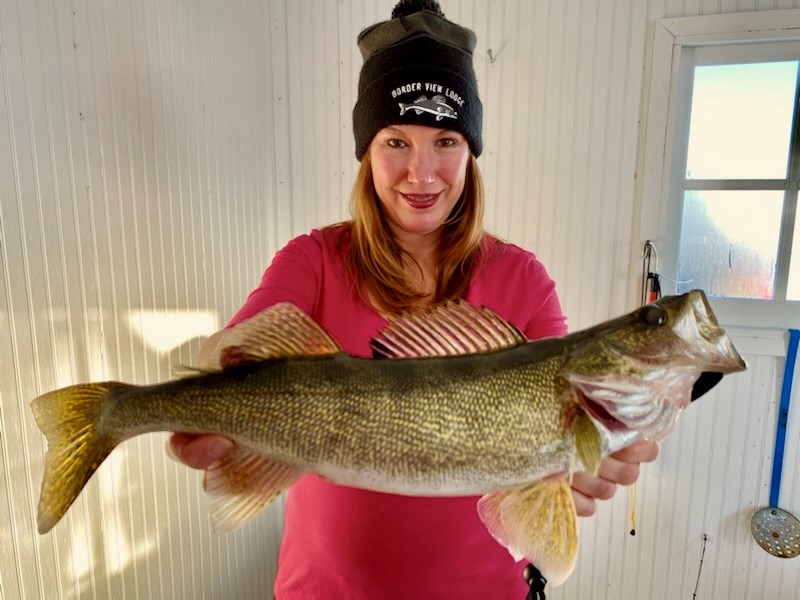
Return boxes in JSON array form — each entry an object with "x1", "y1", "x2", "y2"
[
  {"x1": 2, "y1": 0, "x2": 800, "y2": 598},
  {"x1": 0, "y1": 1, "x2": 284, "y2": 598}
]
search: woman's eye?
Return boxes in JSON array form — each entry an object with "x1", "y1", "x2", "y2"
[
  {"x1": 437, "y1": 138, "x2": 456, "y2": 147},
  {"x1": 386, "y1": 138, "x2": 406, "y2": 149}
]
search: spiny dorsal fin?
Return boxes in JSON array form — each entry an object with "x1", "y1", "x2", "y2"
[
  {"x1": 213, "y1": 303, "x2": 341, "y2": 369},
  {"x1": 371, "y1": 300, "x2": 526, "y2": 359}
]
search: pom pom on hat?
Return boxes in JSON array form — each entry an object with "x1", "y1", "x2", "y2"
[
  {"x1": 391, "y1": 0, "x2": 445, "y2": 18},
  {"x1": 352, "y1": 0, "x2": 483, "y2": 159}
]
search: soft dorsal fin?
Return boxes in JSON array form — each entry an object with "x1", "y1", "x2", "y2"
[
  {"x1": 212, "y1": 303, "x2": 342, "y2": 369},
  {"x1": 371, "y1": 300, "x2": 526, "y2": 359}
]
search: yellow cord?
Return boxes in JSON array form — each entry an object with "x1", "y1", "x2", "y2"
[{"x1": 629, "y1": 483, "x2": 637, "y2": 535}]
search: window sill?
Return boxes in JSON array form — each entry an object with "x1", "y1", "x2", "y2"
[{"x1": 724, "y1": 324, "x2": 791, "y2": 357}]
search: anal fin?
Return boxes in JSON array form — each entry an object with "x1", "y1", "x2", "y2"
[
  {"x1": 205, "y1": 446, "x2": 301, "y2": 533},
  {"x1": 477, "y1": 476, "x2": 578, "y2": 587}
]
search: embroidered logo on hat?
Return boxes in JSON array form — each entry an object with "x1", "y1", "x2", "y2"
[{"x1": 398, "y1": 95, "x2": 457, "y2": 121}]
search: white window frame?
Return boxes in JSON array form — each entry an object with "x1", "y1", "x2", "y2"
[{"x1": 635, "y1": 9, "x2": 800, "y2": 337}]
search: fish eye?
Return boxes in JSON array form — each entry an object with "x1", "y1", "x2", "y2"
[{"x1": 642, "y1": 304, "x2": 666, "y2": 326}]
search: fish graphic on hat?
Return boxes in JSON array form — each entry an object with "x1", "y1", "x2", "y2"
[{"x1": 398, "y1": 95, "x2": 457, "y2": 121}]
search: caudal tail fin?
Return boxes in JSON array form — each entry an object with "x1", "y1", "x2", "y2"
[{"x1": 31, "y1": 382, "x2": 131, "y2": 533}]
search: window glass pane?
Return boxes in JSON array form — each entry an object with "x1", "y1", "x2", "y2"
[
  {"x1": 787, "y1": 219, "x2": 800, "y2": 301},
  {"x1": 685, "y1": 61, "x2": 798, "y2": 180},
  {"x1": 676, "y1": 190, "x2": 783, "y2": 299}
]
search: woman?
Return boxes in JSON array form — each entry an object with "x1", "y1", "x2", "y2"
[{"x1": 170, "y1": 1, "x2": 658, "y2": 597}]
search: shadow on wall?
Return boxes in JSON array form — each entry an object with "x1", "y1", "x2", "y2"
[
  {"x1": 53, "y1": 437, "x2": 285, "y2": 599},
  {"x1": 22, "y1": 307, "x2": 282, "y2": 597},
  {"x1": 126, "y1": 309, "x2": 219, "y2": 356}
]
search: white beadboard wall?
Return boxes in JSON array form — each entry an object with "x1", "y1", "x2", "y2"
[{"x1": 1, "y1": 1, "x2": 799, "y2": 599}]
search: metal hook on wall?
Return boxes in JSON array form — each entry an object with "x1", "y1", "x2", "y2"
[{"x1": 487, "y1": 39, "x2": 512, "y2": 64}]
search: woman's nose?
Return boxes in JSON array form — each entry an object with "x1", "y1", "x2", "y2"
[{"x1": 406, "y1": 148, "x2": 436, "y2": 184}]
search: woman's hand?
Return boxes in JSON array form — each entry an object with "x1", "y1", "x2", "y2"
[
  {"x1": 570, "y1": 439, "x2": 659, "y2": 516},
  {"x1": 168, "y1": 433, "x2": 235, "y2": 470}
]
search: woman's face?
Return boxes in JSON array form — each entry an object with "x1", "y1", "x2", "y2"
[{"x1": 368, "y1": 124, "x2": 470, "y2": 245}]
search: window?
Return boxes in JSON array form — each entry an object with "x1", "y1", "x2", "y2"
[
  {"x1": 637, "y1": 10, "x2": 800, "y2": 329},
  {"x1": 672, "y1": 46, "x2": 799, "y2": 302}
]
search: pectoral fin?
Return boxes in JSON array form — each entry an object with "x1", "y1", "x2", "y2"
[
  {"x1": 477, "y1": 476, "x2": 578, "y2": 587},
  {"x1": 572, "y1": 411, "x2": 602, "y2": 476},
  {"x1": 205, "y1": 446, "x2": 301, "y2": 533}
]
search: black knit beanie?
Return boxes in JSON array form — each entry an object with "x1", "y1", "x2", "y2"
[{"x1": 353, "y1": 0, "x2": 483, "y2": 160}]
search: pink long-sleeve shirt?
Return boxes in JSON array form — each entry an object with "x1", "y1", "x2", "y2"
[{"x1": 229, "y1": 225, "x2": 567, "y2": 599}]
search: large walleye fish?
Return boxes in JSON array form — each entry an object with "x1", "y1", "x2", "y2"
[{"x1": 32, "y1": 290, "x2": 745, "y2": 585}]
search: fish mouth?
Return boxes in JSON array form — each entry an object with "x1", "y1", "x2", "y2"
[
  {"x1": 567, "y1": 368, "x2": 697, "y2": 440},
  {"x1": 577, "y1": 389, "x2": 629, "y2": 432},
  {"x1": 563, "y1": 290, "x2": 747, "y2": 440},
  {"x1": 577, "y1": 372, "x2": 722, "y2": 435},
  {"x1": 570, "y1": 364, "x2": 736, "y2": 440},
  {"x1": 690, "y1": 371, "x2": 723, "y2": 401}
]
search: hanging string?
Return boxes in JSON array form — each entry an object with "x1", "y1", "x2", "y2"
[
  {"x1": 692, "y1": 534, "x2": 709, "y2": 598},
  {"x1": 657, "y1": 272, "x2": 695, "y2": 287},
  {"x1": 630, "y1": 241, "x2": 661, "y2": 535}
]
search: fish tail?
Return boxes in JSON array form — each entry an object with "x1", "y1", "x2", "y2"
[{"x1": 31, "y1": 382, "x2": 131, "y2": 533}]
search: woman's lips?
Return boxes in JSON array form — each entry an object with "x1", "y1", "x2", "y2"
[{"x1": 401, "y1": 192, "x2": 440, "y2": 209}]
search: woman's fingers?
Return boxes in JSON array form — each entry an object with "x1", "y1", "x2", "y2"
[
  {"x1": 610, "y1": 439, "x2": 660, "y2": 465},
  {"x1": 168, "y1": 433, "x2": 235, "y2": 470},
  {"x1": 570, "y1": 439, "x2": 659, "y2": 517}
]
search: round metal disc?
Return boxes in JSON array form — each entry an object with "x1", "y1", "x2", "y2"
[{"x1": 751, "y1": 507, "x2": 800, "y2": 558}]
